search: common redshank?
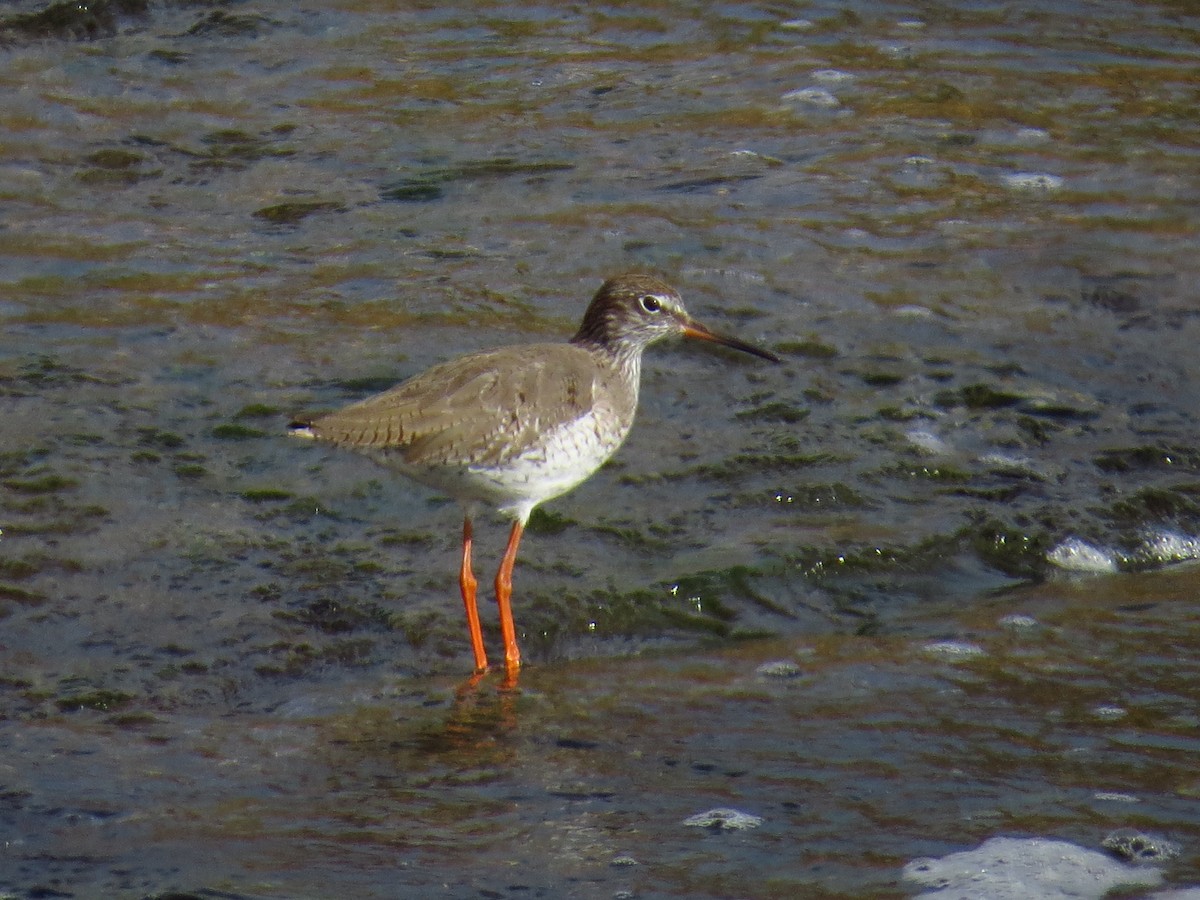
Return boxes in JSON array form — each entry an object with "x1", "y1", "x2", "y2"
[{"x1": 289, "y1": 273, "x2": 779, "y2": 676}]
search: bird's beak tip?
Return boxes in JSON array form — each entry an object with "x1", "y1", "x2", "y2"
[{"x1": 681, "y1": 321, "x2": 780, "y2": 363}]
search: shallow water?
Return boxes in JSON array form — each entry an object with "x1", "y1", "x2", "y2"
[{"x1": 1, "y1": 1, "x2": 1199, "y2": 897}]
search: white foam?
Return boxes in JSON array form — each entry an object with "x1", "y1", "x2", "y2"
[
  {"x1": 1047, "y1": 538, "x2": 1118, "y2": 573},
  {"x1": 1016, "y1": 127, "x2": 1051, "y2": 143},
  {"x1": 812, "y1": 69, "x2": 855, "y2": 83},
  {"x1": 1136, "y1": 528, "x2": 1200, "y2": 564},
  {"x1": 907, "y1": 429, "x2": 950, "y2": 455},
  {"x1": 922, "y1": 640, "x2": 986, "y2": 659},
  {"x1": 781, "y1": 87, "x2": 840, "y2": 107},
  {"x1": 1094, "y1": 791, "x2": 1139, "y2": 803},
  {"x1": 895, "y1": 304, "x2": 936, "y2": 318},
  {"x1": 1003, "y1": 172, "x2": 1064, "y2": 191}
]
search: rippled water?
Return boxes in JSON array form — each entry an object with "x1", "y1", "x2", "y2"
[{"x1": 1, "y1": 1, "x2": 1198, "y2": 897}]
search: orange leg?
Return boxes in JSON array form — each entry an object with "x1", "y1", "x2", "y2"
[
  {"x1": 494, "y1": 519, "x2": 525, "y2": 672},
  {"x1": 459, "y1": 516, "x2": 488, "y2": 672}
]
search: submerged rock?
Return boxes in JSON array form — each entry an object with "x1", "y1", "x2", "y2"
[
  {"x1": 681, "y1": 808, "x2": 764, "y2": 831},
  {"x1": 904, "y1": 836, "x2": 1162, "y2": 898}
]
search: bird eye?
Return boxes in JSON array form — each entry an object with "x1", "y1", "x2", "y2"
[{"x1": 639, "y1": 295, "x2": 662, "y2": 313}]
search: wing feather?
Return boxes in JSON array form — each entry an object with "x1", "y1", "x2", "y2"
[{"x1": 307, "y1": 344, "x2": 600, "y2": 468}]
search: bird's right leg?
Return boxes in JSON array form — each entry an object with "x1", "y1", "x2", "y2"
[
  {"x1": 494, "y1": 519, "x2": 525, "y2": 674},
  {"x1": 459, "y1": 516, "x2": 488, "y2": 672}
]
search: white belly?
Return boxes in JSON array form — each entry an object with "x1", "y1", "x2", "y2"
[{"x1": 376, "y1": 410, "x2": 631, "y2": 522}]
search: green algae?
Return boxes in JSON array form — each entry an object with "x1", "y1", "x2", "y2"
[
  {"x1": 937, "y1": 383, "x2": 1024, "y2": 410},
  {"x1": 970, "y1": 520, "x2": 1054, "y2": 580},
  {"x1": 186, "y1": 11, "x2": 272, "y2": 37},
  {"x1": 0, "y1": 583, "x2": 47, "y2": 611},
  {"x1": 212, "y1": 423, "x2": 267, "y2": 440},
  {"x1": 526, "y1": 507, "x2": 576, "y2": 536},
  {"x1": 1094, "y1": 446, "x2": 1200, "y2": 474},
  {"x1": 0, "y1": 557, "x2": 45, "y2": 580},
  {"x1": 105, "y1": 711, "x2": 163, "y2": 728},
  {"x1": 375, "y1": 528, "x2": 438, "y2": 548},
  {"x1": 254, "y1": 638, "x2": 376, "y2": 677},
  {"x1": 253, "y1": 201, "x2": 346, "y2": 226},
  {"x1": 660, "y1": 605, "x2": 732, "y2": 637},
  {"x1": 735, "y1": 401, "x2": 809, "y2": 424},
  {"x1": 773, "y1": 481, "x2": 870, "y2": 510},
  {"x1": 774, "y1": 339, "x2": 839, "y2": 359},
  {"x1": 671, "y1": 564, "x2": 792, "y2": 619},
  {"x1": 196, "y1": 128, "x2": 292, "y2": 162},
  {"x1": 589, "y1": 521, "x2": 674, "y2": 553},
  {"x1": 1105, "y1": 486, "x2": 1200, "y2": 526},
  {"x1": 381, "y1": 158, "x2": 575, "y2": 203},
  {"x1": 137, "y1": 428, "x2": 185, "y2": 450},
  {"x1": 279, "y1": 596, "x2": 400, "y2": 635},
  {"x1": 2, "y1": 473, "x2": 78, "y2": 494},
  {"x1": 861, "y1": 371, "x2": 905, "y2": 388},
  {"x1": 0, "y1": 0, "x2": 146, "y2": 41},
  {"x1": 240, "y1": 487, "x2": 293, "y2": 503}
]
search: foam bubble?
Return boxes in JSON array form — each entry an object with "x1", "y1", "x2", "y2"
[
  {"x1": 781, "y1": 87, "x2": 840, "y2": 107},
  {"x1": 1047, "y1": 538, "x2": 1118, "y2": 573}
]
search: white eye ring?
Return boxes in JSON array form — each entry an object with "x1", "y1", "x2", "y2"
[{"x1": 639, "y1": 294, "x2": 663, "y2": 313}]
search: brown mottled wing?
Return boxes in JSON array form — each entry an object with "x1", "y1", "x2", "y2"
[{"x1": 308, "y1": 344, "x2": 598, "y2": 467}]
